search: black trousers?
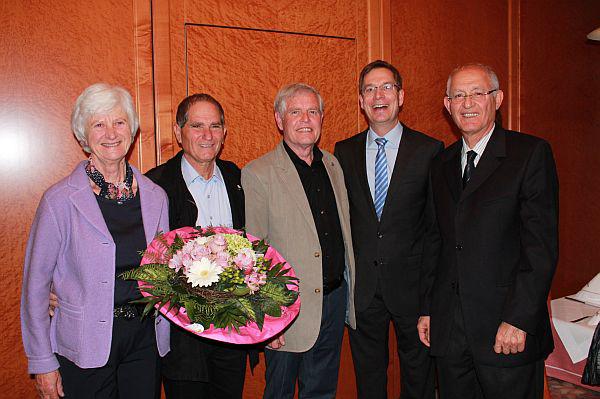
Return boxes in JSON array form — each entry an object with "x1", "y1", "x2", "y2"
[
  {"x1": 436, "y1": 301, "x2": 544, "y2": 399},
  {"x1": 349, "y1": 281, "x2": 435, "y2": 399},
  {"x1": 162, "y1": 345, "x2": 247, "y2": 399},
  {"x1": 57, "y1": 316, "x2": 160, "y2": 399}
]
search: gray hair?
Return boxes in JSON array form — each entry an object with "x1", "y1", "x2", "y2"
[
  {"x1": 274, "y1": 83, "x2": 324, "y2": 117},
  {"x1": 446, "y1": 63, "x2": 500, "y2": 96},
  {"x1": 71, "y1": 83, "x2": 139, "y2": 152}
]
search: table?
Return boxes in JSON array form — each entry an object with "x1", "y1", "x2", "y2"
[{"x1": 545, "y1": 297, "x2": 600, "y2": 391}]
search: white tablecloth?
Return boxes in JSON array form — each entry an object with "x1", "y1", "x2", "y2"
[{"x1": 551, "y1": 297, "x2": 597, "y2": 363}]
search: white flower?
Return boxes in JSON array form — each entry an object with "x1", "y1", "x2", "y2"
[
  {"x1": 186, "y1": 258, "x2": 223, "y2": 287},
  {"x1": 192, "y1": 236, "x2": 210, "y2": 246},
  {"x1": 187, "y1": 323, "x2": 205, "y2": 333}
]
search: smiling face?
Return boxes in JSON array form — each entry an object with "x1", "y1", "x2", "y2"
[
  {"x1": 86, "y1": 107, "x2": 133, "y2": 166},
  {"x1": 175, "y1": 101, "x2": 226, "y2": 172},
  {"x1": 444, "y1": 66, "x2": 504, "y2": 143},
  {"x1": 359, "y1": 67, "x2": 404, "y2": 136},
  {"x1": 276, "y1": 90, "x2": 323, "y2": 153}
]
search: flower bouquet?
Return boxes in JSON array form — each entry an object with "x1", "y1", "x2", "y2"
[{"x1": 122, "y1": 226, "x2": 300, "y2": 344}]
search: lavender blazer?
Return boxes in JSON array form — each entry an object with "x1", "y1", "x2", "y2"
[{"x1": 21, "y1": 161, "x2": 170, "y2": 375}]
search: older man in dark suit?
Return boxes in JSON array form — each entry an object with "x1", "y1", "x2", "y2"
[
  {"x1": 335, "y1": 60, "x2": 442, "y2": 399},
  {"x1": 418, "y1": 64, "x2": 559, "y2": 399},
  {"x1": 146, "y1": 94, "x2": 252, "y2": 399}
]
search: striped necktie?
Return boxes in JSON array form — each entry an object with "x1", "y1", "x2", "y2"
[
  {"x1": 374, "y1": 137, "x2": 388, "y2": 220},
  {"x1": 462, "y1": 150, "x2": 477, "y2": 189}
]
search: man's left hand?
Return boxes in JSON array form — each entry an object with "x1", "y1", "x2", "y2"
[
  {"x1": 49, "y1": 291, "x2": 58, "y2": 317},
  {"x1": 494, "y1": 321, "x2": 526, "y2": 354},
  {"x1": 417, "y1": 316, "x2": 431, "y2": 347}
]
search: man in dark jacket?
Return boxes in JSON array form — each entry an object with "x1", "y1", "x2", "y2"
[
  {"x1": 418, "y1": 64, "x2": 558, "y2": 399},
  {"x1": 146, "y1": 93, "x2": 251, "y2": 399},
  {"x1": 335, "y1": 60, "x2": 442, "y2": 399}
]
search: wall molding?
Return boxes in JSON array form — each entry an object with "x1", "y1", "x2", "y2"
[
  {"x1": 367, "y1": 0, "x2": 391, "y2": 61},
  {"x1": 133, "y1": 0, "x2": 156, "y2": 171},
  {"x1": 508, "y1": 0, "x2": 521, "y2": 131}
]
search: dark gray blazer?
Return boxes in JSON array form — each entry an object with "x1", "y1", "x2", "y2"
[
  {"x1": 334, "y1": 125, "x2": 443, "y2": 315},
  {"x1": 422, "y1": 127, "x2": 559, "y2": 367}
]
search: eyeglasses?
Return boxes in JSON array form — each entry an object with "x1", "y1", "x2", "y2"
[
  {"x1": 362, "y1": 83, "x2": 401, "y2": 96},
  {"x1": 446, "y1": 89, "x2": 498, "y2": 103}
]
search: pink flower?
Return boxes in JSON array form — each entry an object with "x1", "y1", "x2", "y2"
[
  {"x1": 234, "y1": 248, "x2": 255, "y2": 272},
  {"x1": 190, "y1": 243, "x2": 211, "y2": 259},
  {"x1": 168, "y1": 252, "x2": 184, "y2": 272},
  {"x1": 214, "y1": 250, "x2": 230, "y2": 268},
  {"x1": 244, "y1": 269, "x2": 267, "y2": 293},
  {"x1": 181, "y1": 252, "x2": 194, "y2": 272},
  {"x1": 209, "y1": 234, "x2": 227, "y2": 253}
]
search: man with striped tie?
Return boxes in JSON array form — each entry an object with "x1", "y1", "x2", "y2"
[{"x1": 334, "y1": 60, "x2": 443, "y2": 399}]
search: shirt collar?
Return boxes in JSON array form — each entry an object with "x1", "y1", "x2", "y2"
[
  {"x1": 461, "y1": 123, "x2": 495, "y2": 157},
  {"x1": 181, "y1": 154, "x2": 223, "y2": 186},
  {"x1": 367, "y1": 122, "x2": 403, "y2": 149},
  {"x1": 283, "y1": 141, "x2": 323, "y2": 168}
]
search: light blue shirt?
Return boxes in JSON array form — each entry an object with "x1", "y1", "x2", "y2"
[
  {"x1": 181, "y1": 155, "x2": 233, "y2": 228},
  {"x1": 366, "y1": 123, "x2": 403, "y2": 200}
]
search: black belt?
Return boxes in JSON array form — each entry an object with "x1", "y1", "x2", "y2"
[
  {"x1": 323, "y1": 275, "x2": 344, "y2": 295},
  {"x1": 113, "y1": 304, "x2": 146, "y2": 319}
]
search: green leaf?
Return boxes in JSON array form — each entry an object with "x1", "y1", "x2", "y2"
[
  {"x1": 252, "y1": 239, "x2": 270, "y2": 255},
  {"x1": 269, "y1": 274, "x2": 299, "y2": 287},
  {"x1": 276, "y1": 266, "x2": 296, "y2": 277},
  {"x1": 235, "y1": 298, "x2": 257, "y2": 322},
  {"x1": 259, "y1": 282, "x2": 296, "y2": 305},
  {"x1": 169, "y1": 234, "x2": 185, "y2": 256},
  {"x1": 260, "y1": 297, "x2": 282, "y2": 317},
  {"x1": 254, "y1": 306, "x2": 265, "y2": 331},
  {"x1": 266, "y1": 262, "x2": 283, "y2": 278},
  {"x1": 231, "y1": 286, "x2": 251, "y2": 296},
  {"x1": 142, "y1": 297, "x2": 161, "y2": 317},
  {"x1": 183, "y1": 299, "x2": 219, "y2": 324},
  {"x1": 212, "y1": 305, "x2": 247, "y2": 330},
  {"x1": 120, "y1": 263, "x2": 173, "y2": 283}
]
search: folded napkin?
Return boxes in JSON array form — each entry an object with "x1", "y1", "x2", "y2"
[{"x1": 570, "y1": 273, "x2": 600, "y2": 307}]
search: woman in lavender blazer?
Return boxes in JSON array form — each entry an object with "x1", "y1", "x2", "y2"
[{"x1": 21, "y1": 84, "x2": 170, "y2": 399}]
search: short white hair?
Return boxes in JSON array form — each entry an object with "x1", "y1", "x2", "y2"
[
  {"x1": 274, "y1": 83, "x2": 324, "y2": 117},
  {"x1": 446, "y1": 63, "x2": 500, "y2": 96},
  {"x1": 71, "y1": 83, "x2": 139, "y2": 152}
]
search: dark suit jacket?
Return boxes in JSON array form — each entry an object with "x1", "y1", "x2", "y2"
[
  {"x1": 422, "y1": 127, "x2": 559, "y2": 367},
  {"x1": 146, "y1": 151, "x2": 248, "y2": 381},
  {"x1": 334, "y1": 125, "x2": 443, "y2": 315}
]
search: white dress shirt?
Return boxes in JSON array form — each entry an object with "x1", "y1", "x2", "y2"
[
  {"x1": 181, "y1": 155, "x2": 233, "y2": 228},
  {"x1": 461, "y1": 124, "x2": 495, "y2": 174}
]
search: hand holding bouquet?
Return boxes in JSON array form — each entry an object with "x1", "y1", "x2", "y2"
[{"x1": 122, "y1": 226, "x2": 300, "y2": 344}]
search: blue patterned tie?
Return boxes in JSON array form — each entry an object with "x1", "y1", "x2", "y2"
[{"x1": 374, "y1": 137, "x2": 388, "y2": 220}]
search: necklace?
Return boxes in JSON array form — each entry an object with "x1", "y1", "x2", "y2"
[{"x1": 85, "y1": 157, "x2": 135, "y2": 204}]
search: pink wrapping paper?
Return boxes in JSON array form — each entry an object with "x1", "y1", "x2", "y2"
[{"x1": 139, "y1": 226, "x2": 300, "y2": 344}]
